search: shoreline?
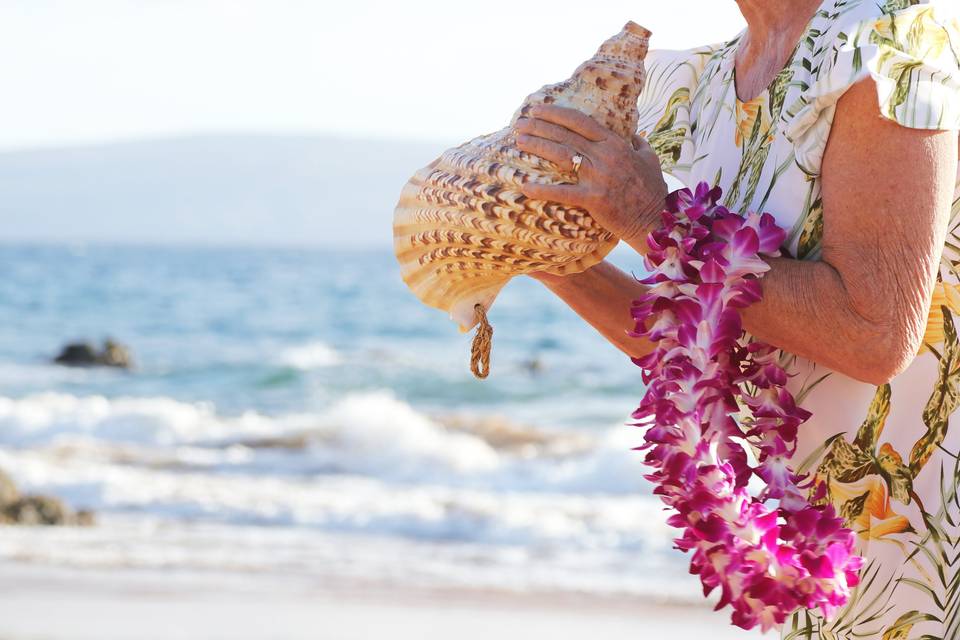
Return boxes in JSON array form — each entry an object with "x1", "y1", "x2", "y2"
[{"x1": 0, "y1": 560, "x2": 766, "y2": 640}]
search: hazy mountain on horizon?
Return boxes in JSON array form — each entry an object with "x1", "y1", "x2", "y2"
[{"x1": 0, "y1": 134, "x2": 450, "y2": 248}]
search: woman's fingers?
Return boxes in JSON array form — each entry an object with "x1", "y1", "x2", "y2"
[
  {"x1": 520, "y1": 182, "x2": 592, "y2": 209},
  {"x1": 516, "y1": 134, "x2": 585, "y2": 172},
  {"x1": 515, "y1": 117, "x2": 595, "y2": 153},
  {"x1": 528, "y1": 105, "x2": 610, "y2": 142}
]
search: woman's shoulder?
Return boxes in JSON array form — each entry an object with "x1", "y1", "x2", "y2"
[
  {"x1": 812, "y1": 0, "x2": 959, "y2": 57},
  {"x1": 796, "y1": 0, "x2": 960, "y2": 107},
  {"x1": 784, "y1": 0, "x2": 960, "y2": 176}
]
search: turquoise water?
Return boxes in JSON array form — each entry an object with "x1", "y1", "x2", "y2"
[
  {"x1": 0, "y1": 244, "x2": 645, "y2": 422},
  {"x1": 0, "y1": 243, "x2": 697, "y2": 599}
]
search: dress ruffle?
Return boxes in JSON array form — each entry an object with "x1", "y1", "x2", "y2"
[{"x1": 783, "y1": 3, "x2": 960, "y2": 177}]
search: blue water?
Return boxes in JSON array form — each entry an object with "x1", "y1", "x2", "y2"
[
  {"x1": 0, "y1": 243, "x2": 644, "y2": 425},
  {"x1": 0, "y1": 243, "x2": 695, "y2": 600}
]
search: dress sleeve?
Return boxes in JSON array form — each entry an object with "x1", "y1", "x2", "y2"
[
  {"x1": 636, "y1": 46, "x2": 718, "y2": 176},
  {"x1": 784, "y1": 3, "x2": 960, "y2": 177}
]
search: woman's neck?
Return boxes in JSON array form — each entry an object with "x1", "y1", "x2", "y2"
[
  {"x1": 736, "y1": 0, "x2": 821, "y2": 40},
  {"x1": 734, "y1": 0, "x2": 823, "y2": 100}
]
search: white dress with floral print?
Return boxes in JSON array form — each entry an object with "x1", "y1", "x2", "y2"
[{"x1": 636, "y1": 1, "x2": 960, "y2": 638}]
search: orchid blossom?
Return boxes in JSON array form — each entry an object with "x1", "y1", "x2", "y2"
[{"x1": 631, "y1": 183, "x2": 863, "y2": 631}]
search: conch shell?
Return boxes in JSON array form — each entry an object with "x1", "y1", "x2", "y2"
[{"x1": 394, "y1": 22, "x2": 651, "y2": 334}]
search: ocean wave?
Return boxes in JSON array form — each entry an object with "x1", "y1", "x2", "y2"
[
  {"x1": 0, "y1": 392, "x2": 646, "y2": 492},
  {"x1": 0, "y1": 393, "x2": 242, "y2": 447},
  {"x1": 0, "y1": 391, "x2": 656, "y2": 545},
  {"x1": 0, "y1": 392, "x2": 500, "y2": 477},
  {"x1": 276, "y1": 341, "x2": 342, "y2": 369},
  {"x1": 0, "y1": 387, "x2": 681, "y2": 598}
]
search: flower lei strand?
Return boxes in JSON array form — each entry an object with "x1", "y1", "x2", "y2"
[{"x1": 630, "y1": 183, "x2": 863, "y2": 631}]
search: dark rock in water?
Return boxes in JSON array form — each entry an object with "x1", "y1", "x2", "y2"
[
  {"x1": 3, "y1": 495, "x2": 70, "y2": 525},
  {"x1": 54, "y1": 342, "x2": 99, "y2": 366},
  {"x1": 0, "y1": 469, "x2": 19, "y2": 506},
  {"x1": 53, "y1": 338, "x2": 133, "y2": 369},
  {"x1": 0, "y1": 469, "x2": 95, "y2": 526}
]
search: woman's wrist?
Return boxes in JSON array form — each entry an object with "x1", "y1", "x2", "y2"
[
  {"x1": 621, "y1": 183, "x2": 668, "y2": 254},
  {"x1": 620, "y1": 206, "x2": 660, "y2": 255}
]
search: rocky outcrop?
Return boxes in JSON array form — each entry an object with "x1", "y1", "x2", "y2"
[
  {"x1": 3, "y1": 496, "x2": 69, "y2": 525},
  {"x1": 0, "y1": 469, "x2": 95, "y2": 527},
  {"x1": 53, "y1": 339, "x2": 133, "y2": 369},
  {"x1": 0, "y1": 469, "x2": 19, "y2": 506},
  {"x1": 99, "y1": 339, "x2": 133, "y2": 368}
]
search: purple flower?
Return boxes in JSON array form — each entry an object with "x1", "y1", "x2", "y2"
[{"x1": 631, "y1": 182, "x2": 862, "y2": 631}]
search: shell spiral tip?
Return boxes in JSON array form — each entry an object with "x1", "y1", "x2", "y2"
[{"x1": 624, "y1": 21, "x2": 652, "y2": 38}]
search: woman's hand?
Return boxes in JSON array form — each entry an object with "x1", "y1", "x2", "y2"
[{"x1": 515, "y1": 105, "x2": 668, "y2": 253}]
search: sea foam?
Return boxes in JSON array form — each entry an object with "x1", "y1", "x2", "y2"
[
  {"x1": 276, "y1": 341, "x2": 342, "y2": 369},
  {"x1": 0, "y1": 391, "x2": 646, "y2": 493}
]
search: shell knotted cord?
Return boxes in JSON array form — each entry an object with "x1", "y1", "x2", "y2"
[
  {"x1": 470, "y1": 304, "x2": 493, "y2": 379},
  {"x1": 631, "y1": 182, "x2": 863, "y2": 632}
]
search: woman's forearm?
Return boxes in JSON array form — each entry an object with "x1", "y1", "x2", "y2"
[
  {"x1": 740, "y1": 256, "x2": 907, "y2": 385},
  {"x1": 537, "y1": 255, "x2": 917, "y2": 385},
  {"x1": 536, "y1": 261, "x2": 648, "y2": 359}
]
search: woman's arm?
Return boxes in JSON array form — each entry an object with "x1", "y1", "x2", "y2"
[
  {"x1": 518, "y1": 79, "x2": 958, "y2": 385},
  {"x1": 741, "y1": 78, "x2": 956, "y2": 384},
  {"x1": 532, "y1": 262, "x2": 648, "y2": 359}
]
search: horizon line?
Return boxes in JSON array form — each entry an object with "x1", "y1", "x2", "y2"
[
  {"x1": 0, "y1": 238, "x2": 396, "y2": 252},
  {"x1": 0, "y1": 129, "x2": 457, "y2": 156}
]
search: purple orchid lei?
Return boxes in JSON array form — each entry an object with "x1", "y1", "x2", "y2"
[{"x1": 630, "y1": 183, "x2": 863, "y2": 631}]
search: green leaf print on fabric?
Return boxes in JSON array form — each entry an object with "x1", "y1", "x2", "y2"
[
  {"x1": 853, "y1": 384, "x2": 893, "y2": 452},
  {"x1": 785, "y1": 558, "x2": 901, "y2": 639},
  {"x1": 911, "y1": 306, "x2": 960, "y2": 476},
  {"x1": 895, "y1": 451, "x2": 960, "y2": 639},
  {"x1": 887, "y1": 61, "x2": 925, "y2": 114},
  {"x1": 878, "y1": 610, "x2": 939, "y2": 640},
  {"x1": 819, "y1": 433, "x2": 880, "y2": 486},
  {"x1": 645, "y1": 87, "x2": 690, "y2": 170},
  {"x1": 727, "y1": 66, "x2": 796, "y2": 211},
  {"x1": 876, "y1": 447, "x2": 914, "y2": 505},
  {"x1": 942, "y1": 199, "x2": 960, "y2": 283},
  {"x1": 882, "y1": 0, "x2": 921, "y2": 11}
]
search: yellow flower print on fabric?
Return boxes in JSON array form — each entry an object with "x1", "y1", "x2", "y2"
[
  {"x1": 827, "y1": 468, "x2": 913, "y2": 540},
  {"x1": 918, "y1": 281, "x2": 960, "y2": 353},
  {"x1": 812, "y1": 386, "x2": 918, "y2": 541},
  {"x1": 734, "y1": 95, "x2": 773, "y2": 148}
]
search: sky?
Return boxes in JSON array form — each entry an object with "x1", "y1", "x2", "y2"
[{"x1": 0, "y1": 1, "x2": 746, "y2": 151}]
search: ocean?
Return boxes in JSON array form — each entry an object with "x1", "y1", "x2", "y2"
[{"x1": 0, "y1": 243, "x2": 700, "y2": 601}]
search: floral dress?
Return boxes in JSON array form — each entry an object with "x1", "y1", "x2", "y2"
[{"x1": 635, "y1": 1, "x2": 960, "y2": 638}]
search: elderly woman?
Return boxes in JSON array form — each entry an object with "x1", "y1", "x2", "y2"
[{"x1": 514, "y1": 0, "x2": 960, "y2": 637}]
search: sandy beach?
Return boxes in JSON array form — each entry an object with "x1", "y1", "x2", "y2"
[{"x1": 0, "y1": 560, "x2": 765, "y2": 640}]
